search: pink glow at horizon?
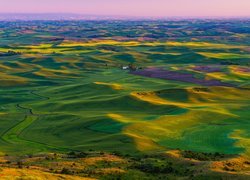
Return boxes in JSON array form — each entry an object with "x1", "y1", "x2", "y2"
[{"x1": 0, "y1": 0, "x2": 250, "y2": 17}]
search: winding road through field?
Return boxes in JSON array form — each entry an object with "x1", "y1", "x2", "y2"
[{"x1": 1, "y1": 90, "x2": 70, "y2": 153}]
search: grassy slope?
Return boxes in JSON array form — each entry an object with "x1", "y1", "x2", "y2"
[{"x1": 0, "y1": 30, "x2": 249, "y2": 158}]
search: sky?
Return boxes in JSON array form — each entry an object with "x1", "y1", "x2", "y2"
[{"x1": 0, "y1": 0, "x2": 249, "y2": 17}]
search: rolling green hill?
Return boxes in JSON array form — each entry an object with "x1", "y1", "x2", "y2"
[{"x1": 0, "y1": 20, "x2": 250, "y2": 179}]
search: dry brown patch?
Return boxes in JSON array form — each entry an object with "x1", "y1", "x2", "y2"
[
  {"x1": 166, "y1": 150, "x2": 201, "y2": 163},
  {"x1": 0, "y1": 167, "x2": 94, "y2": 180},
  {"x1": 166, "y1": 150, "x2": 182, "y2": 159},
  {"x1": 83, "y1": 154, "x2": 126, "y2": 166},
  {"x1": 96, "y1": 167, "x2": 125, "y2": 175},
  {"x1": 211, "y1": 156, "x2": 250, "y2": 175},
  {"x1": 0, "y1": 156, "x2": 7, "y2": 164}
]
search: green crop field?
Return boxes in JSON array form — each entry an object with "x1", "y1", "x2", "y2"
[{"x1": 0, "y1": 20, "x2": 250, "y2": 179}]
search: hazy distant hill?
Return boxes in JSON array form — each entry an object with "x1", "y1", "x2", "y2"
[{"x1": 0, "y1": 13, "x2": 133, "y2": 21}]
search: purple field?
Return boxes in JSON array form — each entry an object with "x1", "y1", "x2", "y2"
[{"x1": 132, "y1": 67, "x2": 234, "y2": 87}]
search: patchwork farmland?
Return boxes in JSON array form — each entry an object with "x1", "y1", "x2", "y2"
[{"x1": 0, "y1": 20, "x2": 250, "y2": 179}]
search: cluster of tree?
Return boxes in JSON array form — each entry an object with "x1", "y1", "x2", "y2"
[
  {"x1": 97, "y1": 45, "x2": 121, "y2": 52},
  {"x1": 133, "y1": 161, "x2": 175, "y2": 174},
  {"x1": 182, "y1": 150, "x2": 226, "y2": 161},
  {"x1": 67, "y1": 151, "x2": 88, "y2": 158},
  {"x1": 61, "y1": 167, "x2": 72, "y2": 174},
  {"x1": 0, "y1": 50, "x2": 21, "y2": 57},
  {"x1": 220, "y1": 61, "x2": 240, "y2": 65}
]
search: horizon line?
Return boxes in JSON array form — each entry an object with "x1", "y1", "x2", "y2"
[
  {"x1": 1, "y1": 12, "x2": 250, "y2": 17},
  {"x1": 0, "y1": 13, "x2": 249, "y2": 20}
]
